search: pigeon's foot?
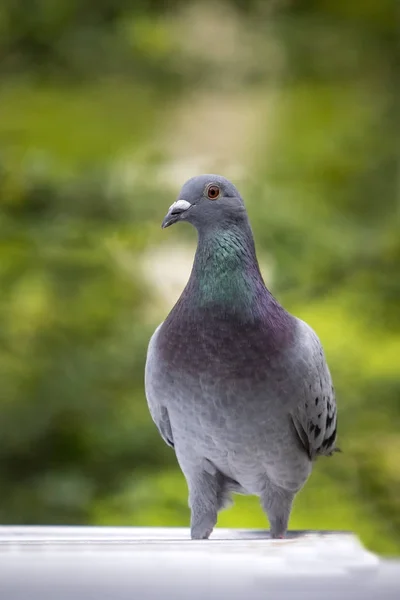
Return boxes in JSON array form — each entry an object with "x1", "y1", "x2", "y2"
[
  {"x1": 186, "y1": 461, "x2": 220, "y2": 540},
  {"x1": 191, "y1": 527, "x2": 213, "y2": 540},
  {"x1": 261, "y1": 484, "x2": 294, "y2": 540},
  {"x1": 190, "y1": 512, "x2": 217, "y2": 539}
]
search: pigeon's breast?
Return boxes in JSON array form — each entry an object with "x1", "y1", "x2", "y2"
[
  {"x1": 152, "y1": 312, "x2": 311, "y2": 491},
  {"x1": 154, "y1": 311, "x2": 297, "y2": 429},
  {"x1": 158, "y1": 309, "x2": 294, "y2": 378}
]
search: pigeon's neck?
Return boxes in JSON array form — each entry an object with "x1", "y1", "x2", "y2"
[{"x1": 185, "y1": 221, "x2": 270, "y2": 319}]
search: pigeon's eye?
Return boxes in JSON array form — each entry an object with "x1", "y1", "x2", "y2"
[{"x1": 206, "y1": 185, "x2": 220, "y2": 200}]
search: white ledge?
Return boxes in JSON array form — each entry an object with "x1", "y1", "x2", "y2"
[
  {"x1": 0, "y1": 527, "x2": 398, "y2": 600},
  {"x1": 0, "y1": 527, "x2": 379, "y2": 572}
]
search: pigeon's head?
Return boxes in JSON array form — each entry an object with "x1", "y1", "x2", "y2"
[{"x1": 162, "y1": 174, "x2": 246, "y2": 231}]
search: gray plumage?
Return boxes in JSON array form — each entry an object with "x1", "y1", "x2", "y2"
[{"x1": 145, "y1": 174, "x2": 338, "y2": 539}]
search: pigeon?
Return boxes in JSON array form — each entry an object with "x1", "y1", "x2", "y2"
[{"x1": 145, "y1": 174, "x2": 338, "y2": 540}]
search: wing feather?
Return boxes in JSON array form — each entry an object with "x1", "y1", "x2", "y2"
[
  {"x1": 145, "y1": 324, "x2": 174, "y2": 448},
  {"x1": 291, "y1": 319, "x2": 338, "y2": 459}
]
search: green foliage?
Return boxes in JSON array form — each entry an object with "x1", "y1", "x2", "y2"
[
  {"x1": 0, "y1": 0, "x2": 189, "y2": 84},
  {"x1": 0, "y1": 0, "x2": 398, "y2": 555},
  {"x1": 0, "y1": 167, "x2": 154, "y2": 522}
]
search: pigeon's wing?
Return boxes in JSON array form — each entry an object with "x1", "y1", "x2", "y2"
[
  {"x1": 144, "y1": 324, "x2": 174, "y2": 448},
  {"x1": 290, "y1": 319, "x2": 338, "y2": 460}
]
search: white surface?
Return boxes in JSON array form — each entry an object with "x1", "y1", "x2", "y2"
[
  {"x1": 0, "y1": 528, "x2": 399, "y2": 600},
  {"x1": 0, "y1": 527, "x2": 378, "y2": 573}
]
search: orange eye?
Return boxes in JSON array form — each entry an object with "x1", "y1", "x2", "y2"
[{"x1": 207, "y1": 185, "x2": 220, "y2": 200}]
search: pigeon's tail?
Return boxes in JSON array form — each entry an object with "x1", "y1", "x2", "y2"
[
  {"x1": 216, "y1": 474, "x2": 246, "y2": 510},
  {"x1": 224, "y1": 476, "x2": 247, "y2": 495}
]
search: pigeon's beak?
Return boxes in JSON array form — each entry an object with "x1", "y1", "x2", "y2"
[{"x1": 162, "y1": 199, "x2": 192, "y2": 229}]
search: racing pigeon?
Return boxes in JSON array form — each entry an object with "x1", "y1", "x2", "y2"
[{"x1": 145, "y1": 174, "x2": 338, "y2": 539}]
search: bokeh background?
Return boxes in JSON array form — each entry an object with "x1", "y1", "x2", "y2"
[{"x1": 0, "y1": 0, "x2": 399, "y2": 555}]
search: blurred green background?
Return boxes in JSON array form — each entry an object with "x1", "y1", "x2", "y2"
[{"x1": 0, "y1": 0, "x2": 399, "y2": 555}]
